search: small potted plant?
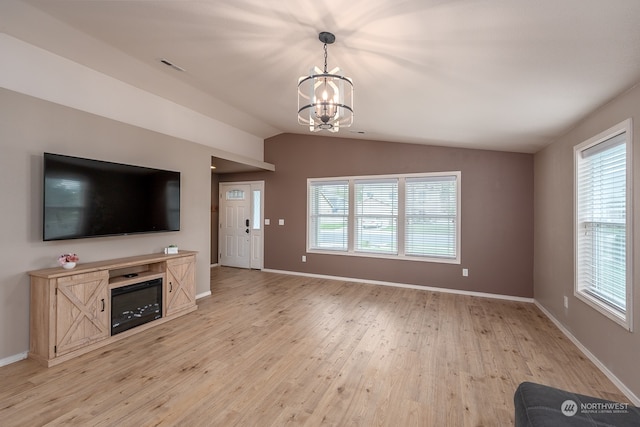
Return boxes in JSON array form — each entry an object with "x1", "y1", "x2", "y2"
[{"x1": 58, "y1": 253, "x2": 79, "y2": 269}]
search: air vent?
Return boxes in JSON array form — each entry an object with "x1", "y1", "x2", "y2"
[{"x1": 159, "y1": 58, "x2": 186, "y2": 72}]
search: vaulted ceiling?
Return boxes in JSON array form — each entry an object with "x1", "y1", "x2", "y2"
[{"x1": 9, "y1": 0, "x2": 640, "y2": 153}]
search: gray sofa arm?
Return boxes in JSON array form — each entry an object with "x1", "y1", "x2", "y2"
[{"x1": 514, "y1": 381, "x2": 640, "y2": 426}]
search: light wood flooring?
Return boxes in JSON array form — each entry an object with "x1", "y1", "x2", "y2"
[{"x1": 0, "y1": 267, "x2": 628, "y2": 426}]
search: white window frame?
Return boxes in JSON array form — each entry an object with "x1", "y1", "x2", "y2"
[
  {"x1": 354, "y1": 178, "x2": 399, "y2": 255},
  {"x1": 574, "y1": 118, "x2": 633, "y2": 331},
  {"x1": 307, "y1": 171, "x2": 461, "y2": 264},
  {"x1": 308, "y1": 180, "x2": 349, "y2": 252}
]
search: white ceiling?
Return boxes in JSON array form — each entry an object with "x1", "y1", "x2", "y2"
[{"x1": 11, "y1": 0, "x2": 640, "y2": 153}]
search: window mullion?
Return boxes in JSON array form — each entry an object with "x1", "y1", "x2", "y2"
[
  {"x1": 348, "y1": 180, "x2": 355, "y2": 253},
  {"x1": 398, "y1": 178, "x2": 406, "y2": 256}
]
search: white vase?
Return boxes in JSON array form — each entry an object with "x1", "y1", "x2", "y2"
[{"x1": 62, "y1": 262, "x2": 76, "y2": 269}]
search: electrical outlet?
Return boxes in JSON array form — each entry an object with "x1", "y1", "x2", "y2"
[
  {"x1": 278, "y1": 219, "x2": 285, "y2": 225},
  {"x1": 302, "y1": 255, "x2": 306, "y2": 262},
  {"x1": 264, "y1": 218, "x2": 270, "y2": 225},
  {"x1": 564, "y1": 296, "x2": 569, "y2": 309},
  {"x1": 462, "y1": 268, "x2": 469, "y2": 277}
]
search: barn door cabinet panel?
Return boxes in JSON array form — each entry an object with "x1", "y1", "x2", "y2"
[
  {"x1": 165, "y1": 255, "x2": 196, "y2": 316},
  {"x1": 29, "y1": 251, "x2": 197, "y2": 367},
  {"x1": 55, "y1": 271, "x2": 110, "y2": 356}
]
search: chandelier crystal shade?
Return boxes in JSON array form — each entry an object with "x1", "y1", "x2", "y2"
[{"x1": 298, "y1": 32, "x2": 354, "y2": 132}]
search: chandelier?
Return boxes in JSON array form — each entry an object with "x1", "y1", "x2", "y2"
[{"x1": 297, "y1": 32, "x2": 354, "y2": 132}]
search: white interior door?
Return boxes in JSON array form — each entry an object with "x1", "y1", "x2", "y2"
[
  {"x1": 219, "y1": 182, "x2": 264, "y2": 269},
  {"x1": 219, "y1": 184, "x2": 251, "y2": 268}
]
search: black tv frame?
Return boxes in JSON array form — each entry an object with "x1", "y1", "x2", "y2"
[{"x1": 43, "y1": 153, "x2": 181, "y2": 241}]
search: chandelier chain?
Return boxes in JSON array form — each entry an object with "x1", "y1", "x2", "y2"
[{"x1": 323, "y1": 43, "x2": 328, "y2": 73}]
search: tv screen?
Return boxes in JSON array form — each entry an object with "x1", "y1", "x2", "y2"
[{"x1": 43, "y1": 153, "x2": 180, "y2": 241}]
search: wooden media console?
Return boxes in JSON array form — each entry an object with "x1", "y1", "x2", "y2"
[{"x1": 28, "y1": 251, "x2": 197, "y2": 367}]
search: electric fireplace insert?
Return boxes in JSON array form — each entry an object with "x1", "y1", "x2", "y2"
[{"x1": 111, "y1": 278, "x2": 162, "y2": 335}]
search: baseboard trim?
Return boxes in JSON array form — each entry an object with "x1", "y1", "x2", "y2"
[
  {"x1": 196, "y1": 290, "x2": 212, "y2": 300},
  {"x1": 0, "y1": 351, "x2": 28, "y2": 367},
  {"x1": 534, "y1": 301, "x2": 640, "y2": 406},
  {"x1": 262, "y1": 269, "x2": 534, "y2": 303}
]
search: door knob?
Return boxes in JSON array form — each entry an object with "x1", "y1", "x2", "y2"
[{"x1": 245, "y1": 228, "x2": 250, "y2": 234}]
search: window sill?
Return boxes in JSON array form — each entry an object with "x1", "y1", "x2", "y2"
[
  {"x1": 307, "y1": 248, "x2": 460, "y2": 265},
  {"x1": 574, "y1": 290, "x2": 632, "y2": 331}
]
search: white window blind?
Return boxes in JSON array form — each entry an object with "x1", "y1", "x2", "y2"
[
  {"x1": 307, "y1": 171, "x2": 461, "y2": 263},
  {"x1": 354, "y1": 179, "x2": 398, "y2": 254},
  {"x1": 576, "y1": 126, "x2": 630, "y2": 326},
  {"x1": 308, "y1": 181, "x2": 349, "y2": 251},
  {"x1": 405, "y1": 175, "x2": 458, "y2": 259}
]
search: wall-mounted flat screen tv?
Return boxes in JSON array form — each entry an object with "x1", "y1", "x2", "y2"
[{"x1": 43, "y1": 153, "x2": 180, "y2": 241}]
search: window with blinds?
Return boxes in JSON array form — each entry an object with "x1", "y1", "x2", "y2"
[
  {"x1": 308, "y1": 181, "x2": 349, "y2": 251},
  {"x1": 355, "y1": 179, "x2": 398, "y2": 254},
  {"x1": 406, "y1": 176, "x2": 458, "y2": 258},
  {"x1": 575, "y1": 119, "x2": 632, "y2": 330},
  {"x1": 307, "y1": 172, "x2": 460, "y2": 263}
]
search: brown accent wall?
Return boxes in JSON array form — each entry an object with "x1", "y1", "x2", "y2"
[{"x1": 223, "y1": 133, "x2": 533, "y2": 298}]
